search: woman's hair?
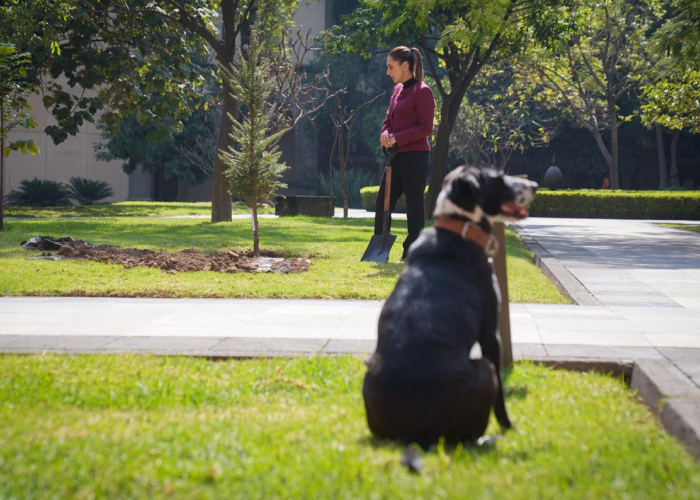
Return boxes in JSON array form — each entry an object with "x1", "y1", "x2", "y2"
[{"x1": 388, "y1": 46, "x2": 424, "y2": 82}]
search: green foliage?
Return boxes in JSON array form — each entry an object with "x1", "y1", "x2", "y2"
[
  {"x1": 519, "y1": 0, "x2": 664, "y2": 188},
  {"x1": 219, "y1": 29, "x2": 289, "y2": 204},
  {"x1": 452, "y1": 62, "x2": 557, "y2": 170},
  {"x1": 219, "y1": 25, "x2": 290, "y2": 255},
  {"x1": 362, "y1": 186, "x2": 700, "y2": 219},
  {"x1": 640, "y1": 70, "x2": 700, "y2": 134},
  {"x1": 95, "y1": 108, "x2": 216, "y2": 185},
  {"x1": 360, "y1": 185, "x2": 429, "y2": 213},
  {"x1": 0, "y1": 43, "x2": 39, "y2": 156},
  {"x1": 309, "y1": 51, "x2": 390, "y2": 172},
  {"x1": 0, "y1": 0, "x2": 297, "y2": 145},
  {"x1": 529, "y1": 190, "x2": 700, "y2": 219},
  {"x1": 653, "y1": 0, "x2": 700, "y2": 71},
  {"x1": 4, "y1": 178, "x2": 72, "y2": 207},
  {"x1": 317, "y1": 168, "x2": 377, "y2": 208},
  {"x1": 66, "y1": 177, "x2": 115, "y2": 205}
]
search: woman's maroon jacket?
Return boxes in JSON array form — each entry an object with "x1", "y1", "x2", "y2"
[{"x1": 381, "y1": 80, "x2": 435, "y2": 152}]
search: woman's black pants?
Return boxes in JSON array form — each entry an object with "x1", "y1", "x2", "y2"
[{"x1": 374, "y1": 151, "x2": 430, "y2": 259}]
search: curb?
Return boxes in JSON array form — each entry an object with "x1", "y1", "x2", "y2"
[
  {"x1": 529, "y1": 356, "x2": 700, "y2": 461},
  {"x1": 510, "y1": 224, "x2": 601, "y2": 306},
  {"x1": 630, "y1": 359, "x2": 700, "y2": 459}
]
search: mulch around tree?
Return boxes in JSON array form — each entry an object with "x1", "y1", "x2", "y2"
[{"x1": 29, "y1": 240, "x2": 310, "y2": 275}]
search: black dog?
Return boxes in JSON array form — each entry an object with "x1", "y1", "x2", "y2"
[{"x1": 363, "y1": 166, "x2": 537, "y2": 449}]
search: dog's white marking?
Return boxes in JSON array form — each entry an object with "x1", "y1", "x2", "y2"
[{"x1": 433, "y1": 191, "x2": 483, "y2": 222}]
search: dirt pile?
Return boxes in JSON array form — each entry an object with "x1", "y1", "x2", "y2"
[{"x1": 32, "y1": 240, "x2": 310, "y2": 275}]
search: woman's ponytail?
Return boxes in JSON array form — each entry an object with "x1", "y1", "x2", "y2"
[
  {"x1": 410, "y1": 48, "x2": 424, "y2": 82},
  {"x1": 389, "y1": 46, "x2": 425, "y2": 81}
]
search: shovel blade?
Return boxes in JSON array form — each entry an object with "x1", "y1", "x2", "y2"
[{"x1": 360, "y1": 233, "x2": 397, "y2": 263}]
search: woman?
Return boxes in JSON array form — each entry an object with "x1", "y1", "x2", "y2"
[{"x1": 376, "y1": 46, "x2": 435, "y2": 261}]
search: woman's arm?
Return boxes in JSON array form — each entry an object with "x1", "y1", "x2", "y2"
[
  {"x1": 381, "y1": 85, "x2": 401, "y2": 136},
  {"x1": 392, "y1": 86, "x2": 435, "y2": 147}
]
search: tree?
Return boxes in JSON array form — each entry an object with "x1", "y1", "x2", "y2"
[
  {"x1": 325, "y1": 0, "x2": 564, "y2": 216},
  {"x1": 1, "y1": 0, "x2": 297, "y2": 222},
  {"x1": 95, "y1": 109, "x2": 217, "y2": 199},
  {"x1": 0, "y1": 44, "x2": 40, "y2": 230},
  {"x1": 219, "y1": 27, "x2": 289, "y2": 258},
  {"x1": 450, "y1": 62, "x2": 557, "y2": 171},
  {"x1": 329, "y1": 92, "x2": 385, "y2": 218},
  {"x1": 641, "y1": 72, "x2": 699, "y2": 187},
  {"x1": 654, "y1": 0, "x2": 700, "y2": 69},
  {"x1": 519, "y1": 0, "x2": 663, "y2": 189},
  {"x1": 639, "y1": 0, "x2": 700, "y2": 188}
]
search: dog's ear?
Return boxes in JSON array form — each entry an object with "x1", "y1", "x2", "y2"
[
  {"x1": 481, "y1": 174, "x2": 509, "y2": 216},
  {"x1": 445, "y1": 167, "x2": 484, "y2": 213}
]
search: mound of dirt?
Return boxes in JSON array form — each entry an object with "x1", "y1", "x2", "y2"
[{"x1": 31, "y1": 240, "x2": 310, "y2": 275}]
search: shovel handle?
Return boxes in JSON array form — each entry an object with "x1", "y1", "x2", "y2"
[
  {"x1": 383, "y1": 165, "x2": 392, "y2": 213},
  {"x1": 381, "y1": 146, "x2": 397, "y2": 214}
]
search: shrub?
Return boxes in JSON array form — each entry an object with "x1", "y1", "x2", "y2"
[
  {"x1": 529, "y1": 190, "x2": 700, "y2": 219},
  {"x1": 361, "y1": 187, "x2": 700, "y2": 219},
  {"x1": 67, "y1": 177, "x2": 115, "y2": 205},
  {"x1": 318, "y1": 168, "x2": 377, "y2": 208},
  {"x1": 4, "y1": 178, "x2": 72, "y2": 207},
  {"x1": 360, "y1": 185, "x2": 429, "y2": 213}
]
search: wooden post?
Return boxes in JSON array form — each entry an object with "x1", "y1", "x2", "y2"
[{"x1": 493, "y1": 222, "x2": 513, "y2": 367}]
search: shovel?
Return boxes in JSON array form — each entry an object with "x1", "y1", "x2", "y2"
[{"x1": 361, "y1": 147, "x2": 398, "y2": 263}]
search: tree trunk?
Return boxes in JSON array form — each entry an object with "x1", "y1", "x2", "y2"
[
  {"x1": 252, "y1": 202, "x2": 260, "y2": 257},
  {"x1": 670, "y1": 129, "x2": 680, "y2": 187},
  {"x1": 156, "y1": 167, "x2": 165, "y2": 201},
  {"x1": 425, "y1": 94, "x2": 463, "y2": 217},
  {"x1": 211, "y1": 86, "x2": 237, "y2": 222},
  {"x1": 1, "y1": 104, "x2": 4, "y2": 231},
  {"x1": 609, "y1": 106, "x2": 620, "y2": 189},
  {"x1": 339, "y1": 126, "x2": 348, "y2": 218},
  {"x1": 655, "y1": 123, "x2": 668, "y2": 190}
]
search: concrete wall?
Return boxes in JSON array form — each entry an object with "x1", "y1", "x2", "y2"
[{"x1": 3, "y1": 78, "x2": 129, "y2": 203}]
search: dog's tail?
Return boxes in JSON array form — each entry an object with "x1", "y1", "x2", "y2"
[{"x1": 400, "y1": 446, "x2": 423, "y2": 474}]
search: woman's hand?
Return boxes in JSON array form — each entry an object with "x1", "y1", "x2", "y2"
[
  {"x1": 380, "y1": 132, "x2": 397, "y2": 148},
  {"x1": 380, "y1": 131, "x2": 391, "y2": 148}
]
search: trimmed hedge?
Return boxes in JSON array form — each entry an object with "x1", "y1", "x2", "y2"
[
  {"x1": 360, "y1": 187, "x2": 700, "y2": 220},
  {"x1": 360, "y1": 186, "x2": 428, "y2": 214}
]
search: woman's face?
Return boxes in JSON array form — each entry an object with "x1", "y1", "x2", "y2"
[{"x1": 386, "y1": 56, "x2": 409, "y2": 84}]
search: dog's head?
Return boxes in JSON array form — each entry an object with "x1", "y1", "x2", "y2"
[{"x1": 433, "y1": 166, "x2": 537, "y2": 229}]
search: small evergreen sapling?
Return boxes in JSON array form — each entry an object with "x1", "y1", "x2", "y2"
[{"x1": 219, "y1": 26, "x2": 289, "y2": 258}]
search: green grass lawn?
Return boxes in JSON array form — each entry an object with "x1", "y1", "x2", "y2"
[
  {"x1": 660, "y1": 224, "x2": 700, "y2": 234},
  {"x1": 0, "y1": 216, "x2": 568, "y2": 303},
  {"x1": 3, "y1": 201, "x2": 272, "y2": 218},
  {"x1": 0, "y1": 355, "x2": 697, "y2": 498}
]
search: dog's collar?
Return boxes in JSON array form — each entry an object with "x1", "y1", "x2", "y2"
[{"x1": 433, "y1": 216, "x2": 499, "y2": 257}]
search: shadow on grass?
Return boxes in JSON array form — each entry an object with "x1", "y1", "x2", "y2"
[{"x1": 357, "y1": 433, "x2": 504, "y2": 461}]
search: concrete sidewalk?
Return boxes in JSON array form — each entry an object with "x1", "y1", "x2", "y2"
[{"x1": 0, "y1": 296, "x2": 697, "y2": 379}]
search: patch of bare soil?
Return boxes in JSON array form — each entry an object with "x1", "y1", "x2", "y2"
[{"x1": 36, "y1": 240, "x2": 310, "y2": 275}]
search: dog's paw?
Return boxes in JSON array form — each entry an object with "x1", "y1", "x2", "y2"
[
  {"x1": 476, "y1": 434, "x2": 502, "y2": 447},
  {"x1": 401, "y1": 446, "x2": 423, "y2": 474}
]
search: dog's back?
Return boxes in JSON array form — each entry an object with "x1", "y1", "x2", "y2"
[
  {"x1": 368, "y1": 227, "x2": 495, "y2": 376},
  {"x1": 363, "y1": 228, "x2": 499, "y2": 446}
]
